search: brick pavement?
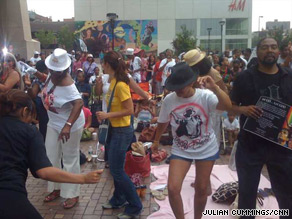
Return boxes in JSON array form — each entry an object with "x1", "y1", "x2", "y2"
[{"x1": 26, "y1": 139, "x2": 269, "y2": 219}]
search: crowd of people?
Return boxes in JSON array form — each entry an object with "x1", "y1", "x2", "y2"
[{"x1": 0, "y1": 36, "x2": 292, "y2": 219}]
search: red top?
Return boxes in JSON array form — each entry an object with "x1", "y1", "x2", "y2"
[
  {"x1": 83, "y1": 107, "x2": 92, "y2": 127},
  {"x1": 154, "y1": 61, "x2": 162, "y2": 82}
]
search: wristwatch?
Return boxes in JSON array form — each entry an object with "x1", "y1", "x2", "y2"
[{"x1": 66, "y1": 122, "x2": 72, "y2": 126}]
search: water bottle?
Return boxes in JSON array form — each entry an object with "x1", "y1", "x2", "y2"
[{"x1": 88, "y1": 146, "x2": 93, "y2": 156}]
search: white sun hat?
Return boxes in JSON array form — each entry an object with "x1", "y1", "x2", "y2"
[
  {"x1": 34, "y1": 51, "x2": 40, "y2": 55},
  {"x1": 125, "y1": 48, "x2": 134, "y2": 56},
  {"x1": 45, "y1": 48, "x2": 71, "y2": 71}
]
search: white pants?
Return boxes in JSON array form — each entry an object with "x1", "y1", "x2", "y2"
[
  {"x1": 45, "y1": 126, "x2": 82, "y2": 198},
  {"x1": 133, "y1": 72, "x2": 141, "y2": 83}
]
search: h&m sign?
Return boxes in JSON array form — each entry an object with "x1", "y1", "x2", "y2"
[{"x1": 229, "y1": 0, "x2": 246, "y2": 12}]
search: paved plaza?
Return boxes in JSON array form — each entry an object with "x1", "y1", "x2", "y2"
[{"x1": 26, "y1": 139, "x2": 268, "y2": 219}]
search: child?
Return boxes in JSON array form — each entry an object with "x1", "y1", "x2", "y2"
[
  {"x1": 75, "y1": 71, "x2": 91, "y2": 107},
  {"x1": 134, "y1": 99, "x2": 156, "y2": 132},
  {"x1": 223, "y1": 112, "x2": 239, "y2": 148},
  {"x1": 151, "y1": 62, "x2": 231, "y2": 219}
]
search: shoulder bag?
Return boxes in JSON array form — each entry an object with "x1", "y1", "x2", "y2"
[{"x1": 98, "y1": 82, "x2": 117, "y2": 145}]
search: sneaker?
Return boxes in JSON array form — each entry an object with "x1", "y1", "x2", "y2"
[
  {"x1": 117, "y1": 212, "x2": 139, "y2": 219},
  {"x1": 102, "y1": 201, "x2": 127, "y2": 209}
]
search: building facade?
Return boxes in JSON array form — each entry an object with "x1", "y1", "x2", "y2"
[
  {"x1": 266, "y1": 19, "x2": 290, "y2": 32},
  {"x1": 74, "y1": 0, "x2": 252, "y2": 53}
]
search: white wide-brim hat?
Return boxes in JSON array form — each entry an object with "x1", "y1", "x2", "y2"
[
  {"x1": 45, "y1": 48, "x2": 71, "y2": 71},
  {"x1": 125, "y1": 48, "x2": 134, "y2": 56}
]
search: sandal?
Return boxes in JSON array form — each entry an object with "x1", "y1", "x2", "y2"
[
  {"x1": 63, "y1": 196, "x2": 79, "y2": 209},
  {"x1": 44, "y1": 190, "x2": 60, "y2": 202},
  {"x1": 151, "y1": 190, "x2": 165, "y2": 200}
]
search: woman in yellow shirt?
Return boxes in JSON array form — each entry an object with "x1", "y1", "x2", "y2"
[{"x1": 97, "y1": 51, "x2": 142, "y2": 219}]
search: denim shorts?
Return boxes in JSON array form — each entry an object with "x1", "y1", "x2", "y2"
[{"x1": 169, "y1": 151, "x2": 220, "y2": 162}]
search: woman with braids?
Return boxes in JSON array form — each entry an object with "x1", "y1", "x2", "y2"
[
  {"x1": 96, "y1": 51, "x2": 143, "y2": 219},
  {"x1": 41, "y1": 48, "x2": 86, "y2": 209},
  {"x1": 0, "y1": 89, "x2": 102, "y2": 219},
  {"x1": 0, "y1": 52, "x2": 23, "y2": 92}
]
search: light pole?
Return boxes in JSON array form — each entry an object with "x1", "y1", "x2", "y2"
[
  {"x1": 219, "y1": 20, "x2": 225, "y2": 55},
  {"x1": 207, "y1": 28, "x2": 212, "y2": 55},
  {"x1": 106, "y1": 13, "x2": 118, "y2": 51},
  {"x1": 258, "y1": 16, "x2": 263, "y2": 31}
]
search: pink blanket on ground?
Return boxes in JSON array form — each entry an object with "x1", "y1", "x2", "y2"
[{"x1": 148, "y1": 165, "x2": 279, "y2": 219}]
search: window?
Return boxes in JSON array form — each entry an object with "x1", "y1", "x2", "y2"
[
  {"x1": 200, "y1": 39, "x2": 221, "y2": 52},
  {"x1": 225, "y1": 39, "x2": 248, "y2": 50},
  {"x1": 175, "y1": 19, "x2": 197, "y2": 35},
  {"x1": 226, "y1": 18, "x2": 248, "y2": 35},
  {"x1": 200, "y1": 18, "x2": 222, "y2": 36}
]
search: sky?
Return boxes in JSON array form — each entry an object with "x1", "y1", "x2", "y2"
[{"x1": 27, "y1": 0, "x2": 292, "y2": 32}]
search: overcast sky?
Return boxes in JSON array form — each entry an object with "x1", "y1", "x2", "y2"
[{"x1": 27, "y1": 0, "x2": 292, "y2": 32}]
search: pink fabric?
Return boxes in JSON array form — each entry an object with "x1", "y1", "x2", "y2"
[{"x1": 148, "y1": 165, "x2": 279, "y2": 219}]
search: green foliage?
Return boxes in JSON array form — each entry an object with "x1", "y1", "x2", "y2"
[
  {"x1": 57, "y1": 25, "x2": 75, "y2": 51},
  {"x1": 268, "y1": 27, "x2": 285, "y2": 44},
  {"x1": 252, "y1": 28, "x2": 292, "y2": 48},
  {"x1": 35, "y1": 29, "x2": 56, "y2": 49},
  {"x1": 172, "y1": 25, "x2": 197, "y2": 56}
]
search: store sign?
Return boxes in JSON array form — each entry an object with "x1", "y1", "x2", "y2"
[{"x1": 228, "y1": 0, "x2": 246, "y2": 12}]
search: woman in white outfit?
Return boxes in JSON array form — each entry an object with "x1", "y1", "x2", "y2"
[{"x1": 41, "y1": 48, "x2": 85, "y2": 209}]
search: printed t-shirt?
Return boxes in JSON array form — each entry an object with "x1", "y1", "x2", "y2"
[
  {"x1": 106, "y1": 78, "x2": 131, "y2": 127},
  {"x1": 41, "y1": 79, "x2": 85, "y2": 132},
  {"x1": 158, "y1": 89, "x2": 219, "y2": 159},
  {"x1": 159, "y1": 58, "x2": 176, "y2": 86}
]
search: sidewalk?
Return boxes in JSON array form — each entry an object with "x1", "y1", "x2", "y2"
[{"x1": 26, "y1": 140, "x2": 268, "y2": 219}]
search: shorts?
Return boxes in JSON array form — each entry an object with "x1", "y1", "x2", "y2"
[{"x1": 169, "y1": 151, "x2": 220, "y2": 162}]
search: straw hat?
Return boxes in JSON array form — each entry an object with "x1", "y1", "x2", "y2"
[
  {"x1": 45, "y1": 48, "x2": 71, "y2": 71},
  {"x1": 183, "y1": 49, "x2": 206, "y2": 66}
]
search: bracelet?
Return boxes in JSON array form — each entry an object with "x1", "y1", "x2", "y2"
[{"x1": 66, "y1": 122, "x2": 72, "y2": 126}]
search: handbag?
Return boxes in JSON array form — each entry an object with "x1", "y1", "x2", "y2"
[
  {"x1": 138, "y1": 126, "x2": 156, "y2": 142},
  {"x1": 151, "y1": 149, "x2": 168, "y2": 162},
  {"x1": 98, "y1": 82, "x2": 117, "y2": 145},
  {"x1": 125, "y1": 151, "x2": 151, "y2": 178},
  {"x1": 81, "y1": 129, "x2": 92, "y2": 141},
  {"x1": 212, "y1": 181, "x2": 239, "y2": 204},
  {"x1": 90, "y1": 97, "x2": 102, "y2": 128}
]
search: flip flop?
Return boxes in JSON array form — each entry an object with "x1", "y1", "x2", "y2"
[
  {"x1": 151, "y1": 190, "x2": 165, "y2": 200},
  {"x1": 63, "y1": 197, "x2": 79, "y2": 209},
  {"x1": 44, "y1": 190, "x2": 60, "y2": 202},
  {"x1": 162, "y1": 187, "x2": 168, "y2": 196}
]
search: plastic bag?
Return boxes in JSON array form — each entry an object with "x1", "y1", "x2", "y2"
[{"x1": 228, "y1": 140, "x2": 238, "y2": 171}]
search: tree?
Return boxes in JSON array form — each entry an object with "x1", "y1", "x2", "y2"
[
  {"x1": 172, "y1": 25, "x2": 197, "y2": 56},
  {"x1": 35, "y1": 29, "x2": 56, "y2": 49},
  {"x1": 57, "y1": 25, "x2": 75, "y2": 51}
]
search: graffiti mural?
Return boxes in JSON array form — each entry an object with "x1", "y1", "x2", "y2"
[{"x1": 74, "y1": 20, "x2": 158, "y2": 57}]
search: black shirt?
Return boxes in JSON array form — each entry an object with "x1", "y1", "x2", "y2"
[
  {"x1": 0, "y1": 116, "x2": 52, "y2": 194},
  {"x1": 231, "y1": 65, "x2": 292, "y2": 145},
  {"x1": 257, "y1": 70, "x2": 283, "y2": 101}
]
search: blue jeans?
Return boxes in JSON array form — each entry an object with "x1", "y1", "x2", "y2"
[
  {"x1": 236, "y1": 132, "x2": 292, "y2": 219},
  {"x1": 108, "y1": 126, "x2": 142, "y2": 215}
]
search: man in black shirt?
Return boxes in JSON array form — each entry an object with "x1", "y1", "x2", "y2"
[{"x1": 231, "y1": 37, "x2": 292, "y2": 218}]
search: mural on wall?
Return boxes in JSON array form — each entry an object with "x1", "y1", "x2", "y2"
[{"x1": 74, "y1": 20, "x2": 158, "y2": 57}]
